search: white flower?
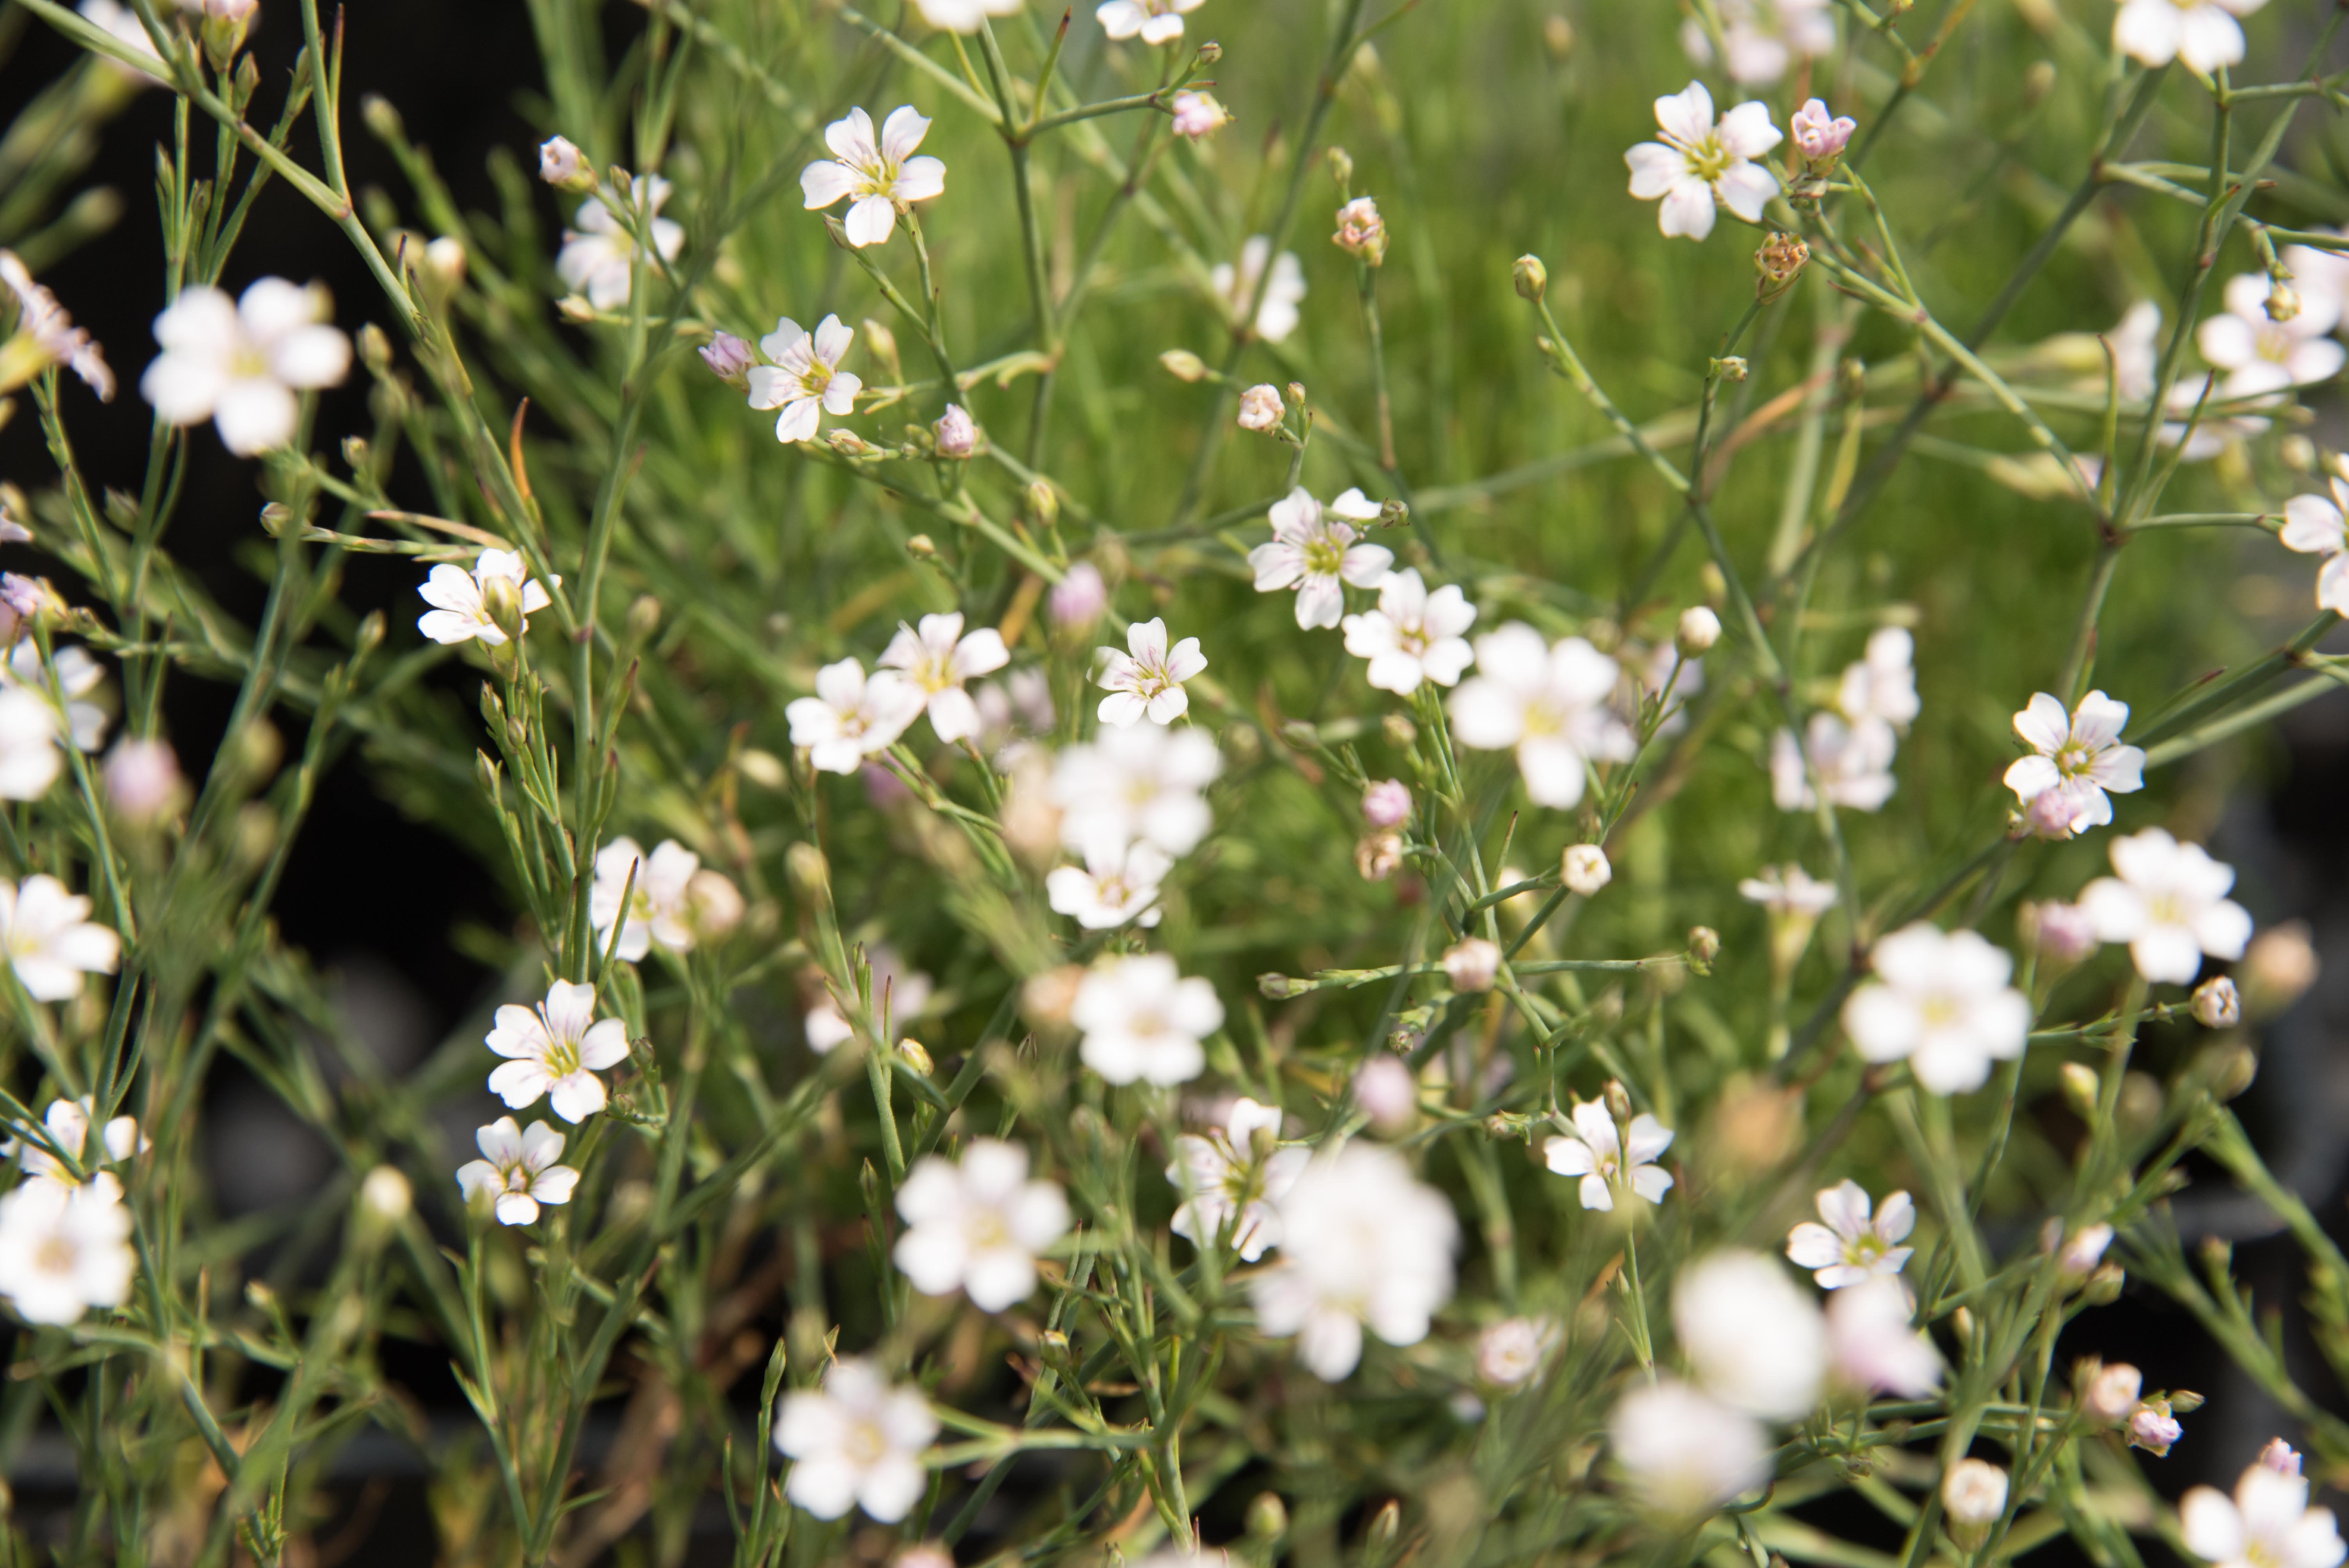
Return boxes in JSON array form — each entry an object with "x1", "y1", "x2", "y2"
[
  {"x1": 2004, "y1": 691, "x2": 2146, "y2": 835},
  {"x1": 2281, "y1": 478, "x2": 2349, "y2": 615},
  {"x1": 0, "y1": 875, "x2": 119, "y2": 1002},
  {"x1": 415, "y1": 547, "x2": 557, "y2": 647},
  {"x1": 1827, "y1": 1278, "x2": 1943, "y2": 1398},
  {"x1": 1212, "y1": 237, "x2": 1307, "y2": 343},
  {"x1": 1249, "y1": 488, "x2": 1394, "y2": 631},
  {"x1": 775, "y1": 1358, "x2": 938, "y2": 1523},
  {"x1": 786, "y1": 658, "x2": 925, "y2": 774},
  {"x1": 1046, "y1": 839, "x2": 1173, "y2": 930},
  {"x1": 455, "y1": 1117, "x2": 581, "y2": 1226},
  {"x1": 1051, "y1": 723, "x2": 1221, "y2": 858},
  {"x1": 1740, "y1": 864, "x2": 1839, "y2": 916},
  {"x1": 2199, "y1": 273, "x2": 2344, "y2": 400},
  {"x1": 76, "y1": 0, "x2": 168, "y2": 82},
  {"x1": 1771, "y1": 712, "x2": 1897, "y2": 813},
  {"x1": 0, "y1": 689, "x2": 61, "y2": 801},
  {"x1": 14, "y1": 1096, "x2": 142, "y2": 1188},
  {"x1": 1095, "y1": 617, "x2": 1206, "y2": 727},
  {"x1": 1625, "y1": 82, "x2": 1781, "y2": 242},
  {"x1": 1443, "y1": 937, "x2": 1502, "y2": 993},
  {"x1": 3, "y1": 641, "x2": 108, "y2": 753},
  {"x1": 1836, "y1": 627, "x2": 1920, "y2": 732},
  {"x1": 590, "y1": 837, "x2": 700, "y2": 961},
  {"x1": 484, "y1": 980, "x2": 632, "y2": 1123},
  {"x1": 556, "y1": 178, "x2": 684, "y2": 310},
  {"x1": 1673, "y1": 1249, "x2": 1827, "y2": 1420},
  {"x1": 103, "y1": 738, "x2": 180, "y2": 820},
  {"x1": 908, "y1": 0, "x2": 1022, "y2": 32},
  {"x1": 2263, "y1": 1439, "x2": 2306, "y2": 1477},
  {"x1": 1342, "y1": 569, "x2": 1475, "y2": 693},
  {"x1": 2080, "y1": 828, "x2": 2254, "y2": 984},
  {"x1": 1943, "y1": 1459, "x2": 2010, "y2": 1528},
  {"x1": 1543, "y1": 1097, "x2": 1674, "y2": 1212},
  {"x1": 800, "y1": 107, "x2": 946, "y2": 248},
  {"x1": 893, "y1": 1138, "x2": 1070, "y2": 1310},
  {"x1": 1477, "y1": 1316, "x2": 1559, "y2": 1387},
  {"x1": 1096, "y1": 0, "x2": 1201, "y2": 43},
  {"x1": 1843, "y1": 923, "x2": 2030, "y2": 1094},
  {"x1": 1249, "y1": 1144, "x2": 1457, "y2": 1381},
  {"x1": 1562, "y1": 843, "x2": 1613, "y2": 897},
  {"x1": 879, "y1": 613, "x2": 1009, "y2": 745},
  {"x1": 0, "y1": 1171, "x2": 134, "y2": 1325},
  {"x1": 140, "y1": 279, "x2": 351, "y2": 455},
  {"x1": 2086, "y1": 1362, "x2": 2145, "y2": 1424},
  {"x1": 749, "y1": 315, "x2": 862, "y2": 444},
  {"x1": 1236, "y1": 383, "x2": 1284, "y2": 431},
  {"x1": 2285, "y1": 235, "x2": 2349, "y2": 324},
  {"x1": 1681, "y1": 0, "x2": 1835, "y2": 85},
  {"x1": 1449, "y1": 623, "x2": 1633, "y2": 810},
  {"x1": 805, "y1": 945, "x2": 931, "y2": 1054},
  {"x1": 2052, "y1": 1221, "x2": 2115, "y2": 1278},
  {"x1": 1167, "y1": 1098, "x2": 1309, "y2": 1262},
  {"x1": 1609, "y1": 1380, "x2": 1769, "y2": 1516},
  {"x1": 1786, "y1": 1181, "x2": 1914, "y2": 1287},
  {"x1": 0, "y1": 250, "x2": 113, "y2": 399},
  {"x1": 2114, "y1": 0, "x2": 2269, "y2": 74},
  {"x1": 2182, "y1": 1460, "x2": 2345, "y2": 1568},
  {"x1": 1072, "y1": 953, "x2": 1221, "y2": 1085}
]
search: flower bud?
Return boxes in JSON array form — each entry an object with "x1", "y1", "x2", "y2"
[
  {"x1": 1356, "y1": 832, "x2": 1404, "y2": 882},
  {"x1": 423, "y1": 236, "x2": 467, "y2": 299},
  {"x1": 934, "y1": 403, "x2": 978, "y2": 458},
  {"x1": 897, "y1": 1037, "x2": 934, "y2": 1075},
  {"x1": 1159, "y1": 348, "x2": 1209, "y2": 382},
  {"x1": 738, "y1": 749, "x2": 786, "y2": 789},
  {"x1": 1333, "y1": 196, "x2": 1387, "y2": 266},
  {"x1": 784, "y1": 842, "x2": 832, "y2": 900},
  {"x1": 2281, "y1": 435, "x2": 2318, "y2": 472},
  {"x1": 1021, "y1": 964, "x2": 1084, "y2": 1030},
  {"x1": 1713, "y1": 355, "x2": 1748, "y2": 382},
  {"x1": 827, "y1": 429, "x2": 875, "y2": 457},
  {"x1": 358, "y1": 323, "x2": 393, "y2": 375},
  {"x1": 2242, "y1": 922, "x2": 2319, "y2": 1016},
  {"x1": 1049, "y1": 562, "x2": 1108, "y2": 630},
  {"x1": 2261, "y1": 1438, "x2": 2304, "y2": 1476},
  {"x1": 2083, "y1": 1361, "x2": 2142, "y2": 1424},
  {"x1": 1513, "y1": 255, "x2": 1548, "y2": 302},
  {"x1": 105, "y1": 738, "x2": 182, "y2": 822},
  {"x1": 1790, "y1": 99, "x2": 1855, "y2": 162},
  {"x1": 2060, "y1": 1061, "x2": 2099, "y2": 1121},
  {"x1": 481, "y1": 572, "x2": 527, "y2": 644},
  {"x1": 699, "y1": 331, "x2": 754, "y2": 387},
  {"x1": 1755, "y1": 232, "x2": 1810, "y2": 302},
  {"x1": 1353, "y1": 1054, "x2": 1416, "y2": 1133},
  {"x1": 1362, "y1": 778, "x2": 1412, "y2": 827},
  {"x1": 1379, "y1": 498, "x2": 1411, "y2": 529},
  {"x1": 1603, "y1": 1077, "x2": 1633, "y2": 1124},
  {"x1": 539, "y1": 135, "x2": 595, "y2": 192},
  {"x1": 1687, "y1": 926, "x2": 1721, "y2": 975},
  {"x1": 686, "y1": 868, "x2": 744, "y2": 939},
  {"x1": 1381, "y1": 712, "x2": 1417, "y2": 749},
  {"x1": 1443, "y1": 937, "x2": 1502, "y2": 994},
  {"x1": 2023, "y1": 59, "x2": 2057, "y2": 108},
  {"x1": 1326, "y1": 145, "x2": 1355, "y2": 189},
  {"x1": 2052, "y1": 1222, "x2": 2112, "y2": 1278},
  {"x1": 1248, "y1": 1493, "x2": 1289, "y2": 1542},
  {"x1": 1941, "y1": 1460, "x2": 2007, "y2": 1534},
  {"x1": 2128, "y1": 1402, "x2": 2183, "y2": 1456},
  {"x1": 1237, "y1": 383, "x2": 1285, "y2": 431},
  {"x1": 1562, "y1": 844, "x2": 1611, "y2": 897},
  {"x1": 1368, "y1": 1500, "x2": 1401, "y2": 1547},
  {"x1": 2268, "y1": 281, "x2": 2303, "y2": 324},
  {"x1": 358, "y1": 1165, "x2": 412, "y2": 1227},
  {"x1": 1169, "y1": 90, "x2": 1231, "y2": 139},
  {"x1": 2191, "y1": 975, "x2": 2241, "y2": 1029},
  {"x1": 361, "y1": 95, "x2": 405, "y2": 142},
  {"x1": 2023, "y1": 899, "x2": 2099, "y2": 965},
  {"x1": 1677, "y1": 605, "x2": 1721, "y2": 654},
  {"x1": 1027, "y1": 480, "x2": 1059, "y2": 529},
  {"x1": 1543, "y1": 14, "x2": 1575, "y2": 57}
]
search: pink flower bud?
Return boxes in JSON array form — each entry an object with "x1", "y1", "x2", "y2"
[
  {"x1": 1791, "y1": 99, "x2": 1856, "y2": 162},
  {"x1": 934, "y1": 403, "x2": 978, "y2": 458},
  {"x1": 2026, "y1": 899, "x2": 2099, "y2": 964},
  {"x1": 2261, "y1": 1438, "x2": 2304, "y2": 1476},
  {"x1": 1048, "y1": 562, "x2": 1108, "y2": 630},
  {"x1": 1333, "y1": 196, "x2": 1388, "y2": 266},
  {"x1": 539, "y1": 136, "x2": 593, "y2": 191},
  {"x1": 2084, "y1": 1362, "x2": 2142, "y2": 1424},
  {"x1": 104, "y1": 738, "x2": 182, "y2": 821},
  {"x1": 1352, "y1": 1054, "x2": 1416, "y2": 1132},
  {"x1": 1443, "y1": 937, "x2": 1501, "y2": 994},
  {"x1": 698, "y1": 331, "x2": 753, "y2": 384},
  {"x1": 2128, "y1": 1406, "x2": 2182, "y2": 1456},
  {"x1": 1169, "y1": 90, "x2": 1230, "y2": 139},
  {"x1": 1362, "y1": 779, "x2": 1412, "y2": 828},
  {"x1": 1237, "y1": 383, "x2": 1285, "y2": 431}
]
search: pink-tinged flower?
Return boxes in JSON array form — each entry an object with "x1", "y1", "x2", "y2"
[
  {"x1": 2281, "y1": 478, "x2": 2349, "y2": 616},
  {"x1": 2181, "y1": 1458, "x2": 2346, "y2": 1568},
  {"x1": 933, "y1": 403, "x2": 977, "y2": 458},
  {"x1": 1049, "y1": 562, "x2": 1109, "y2": 629},
  {"x1": 892, "y1": 1138, "x2": 1070, "y2": 1311},
  {"x1": 1827, "y1": 1278, "x2": 1942, "y2": 1398},
  {"x1": 0, "y1": 251, "x2": 113, "y2": 401},
  {"x1": 1625, "y1": 82, "x2": 1781, "y2": 242},
  {"x1": 749, "y1": 315, "x2": 861, "y2": 444},
  {"x1": 1333, "y1": 196, "x2": 1387, "y2": 265},
  {"x1": 454, "y1": 1117, "x2": 580, "y2": 1226},
  {"x1": 774, "y1": 1358, "x2": 937, "y2": 1523},
  {"x1": 1786, "y1": 1181, "x2": 1914, "y2": 1287},
  {"x1": 140, "y1": 279, "x2": 351, "y2": 454},
  {"x1": 2004, "y1": 691, "x2": 2146, "y2": 835},
  {"x1": 786, "y1": 658, "x2": 926, "y2": 775},
  {"x1": 2199, "y1": 273, "x2": 2343, "y2": 401},
  {"x1": 1236, "y1": 383, "x2": 1284, "y2": 431},
  {"x1": 1680, "y1": 0, "x2": 1835, "y2": 85},
  {"x1": 2079, "y1": 829, "x2": 2253, "y2": 985},
  {"x1": 556, "y1": 179, "x2": 684, "y2": 310},
  {"x1": 484, "y1": 980, "x2": 631, "y2": 1123},
  {"x1": 2026, "y1": 900, "x2": 2101, "y2": 964},
  {"x1": 1095, "y1": 617, "x2": 1206, "y2": 727},
  {"x1": 538, "y1": 135, "x2": 591, "y2": 188},
  {"x1": 1362, "y1": 779, "x2": 1412, "y2": 828},
  {"x1": 415, "y1": 547, "x2": 557, "y2": 647},
  {"x1": 800, "y1": 107, "x2": 946, "y2": 248},
  {"x1": 1842, "y1": 923, "x2": 2030, "y2": 1094},
  {"x1": 1170, "y1": 90, "x2": 1230, "y2": 139},
  {"x1": 1351, "y1": 1055, "x2": 1417, "y2": 1132},
  {"x1": 2132, "y1": 1403, "x2": 2185, "y2": 1456},
  {"x1": 2262, "y1": 1439, "x2": 2304, "y2": 1477},
  {"x1": 1343, "y1": 569, "x2": 1476, "y2": 694},
  {"x1": 1095, "y1": 0, "x2": 1200, "y2": 44},
  {"x1": 1167, "y1": 1098, "x2": 1308, "y2": 1262},
  {"x1": 1449, "y1": 623, "x2": 1633, "y2": 810},
  {"x1": 1250, "y1": 488, "x2": 1393, "y2": 630},
  {"x1": 1790, "y1": 98, "x2": 1855, "y2": 161},
  {"x1": 0, "y1": 875, "x2": 120, "y2": 1001},
  {"x1": 879, "y1": 612, "x2": 1009, "y2": 745},
  {"x1": 2114, "y1": 0, "x2": 2270, "y2": 75},
  {"x1": 1543, "y1": 1096, "x2": 1674, "y2": 1212},
  {"x1": 1212, "y1": 238, "x2": 1306, "y2": 343},
  {"x1": 1771, "y1": 712, "x2": 1897, "y2": 813},
  {"x1": 699, "y1": 331, "x2": 753, "y2": 384}
]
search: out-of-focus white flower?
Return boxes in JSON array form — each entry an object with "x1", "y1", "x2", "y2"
[
  {"x1": 893, "y1": 1137, "x2": 1069, "y2": 1311},
  {"x1": 1843, "y1": 923, "x2": 2030, "y2": 1094},
  {"x1": 1443, "y1": 937, "x2": 1502, "y2": 994},
  {"x1": 141, "y1": 279, "x2": 350, "y2": 454},
  {"x1": 77, "y1": 0, "x2": 168, "y2": 82},
  {"x1": 1236, "y1": 383, "x2": 1284, "y2": 431},
  {"x1": 775, "y1": 1358, "x2": 937, "y2": 1522},
  {"x1": 909, "y1": 0, "x2": 1023, "y2": 31},
  {"x1": 1333, "y1": 196, "x2": 1388, "y2": 265},
  {"x1": 749, "y1": 315, "x2": 861, "y2": 444},
  {"x1": 0, "y1": 875, "x2": 119, "y2": 1002},
  {"x1": 2200, "y1": 274, "x2": 2343, "y2": 400},
  {"x1": 1677, "y1": 605, "x2": 1722, "y2": 653},
  {"x1": 1790, "y1": 97, "x2": 1856, "y2": 161},
  {"x1": 2133, "y1": 1402, "x2": 2187, "y2": 1456},
  {"x1": 1170, "y1": 89, "x2": 1230, "y2": 138},
  {"x1": 2085, "y1": 1362, "x2": 2144, "y2": 1424},
  {"x1": 1681, "y1": 0, "x2": 1835, "y2": 85},
  {"x1": 1046, "y1": 839, "x2": 1173, "y2": 930},
  {"x1": 1477, "y1": 1316, "x2": 1559, "y2": 1387},
  {"x1": 1362, "y1": 779, "x2": 1412, "y2": 827},
  {"x1": 1250, "y1": 488, "x2": 1393, "y2": 631},
  {"x1": 2026, "y1": 900, "x2": 2102, "y2": 965},
  {"x1": 1212, "y1": 237, "x2": 1307, "y2": 343},
  {"x1": 1772, "y1": 712, "x2": 1897, "y2": 813},
  {"x1": 2049, "y1": 1222, "x2": 2114, "y2": 1278},
  {"x1": 2182, "y1": 1457, "x2": 2346, "y2": 1568},
  {"x1": 455, "y1": 1117, "x2": 581, "y2": 1226},
  {"x1": 1051, "y1": 723, "x2": 1221, "y2": 858},
  {"x1": 1826, "y1": 1278, "x2": 1942, "y2": 1397},
  {"x1": 539, "y1": 135, "x2": 592, "y2": 187},
  {"x1": 1072, "y1": 953, "x2": 1220, "y2": 1085},
  {"x1": 787, "y1": 658, "x2": 925, "y2": 775},
  {"x1": 2114, "y1": 0, "x2": 2270, "y2": 75},
  {"x1": 485, "y1": 980, "x2": 631, "y2": 1123},
  {"x1": 2005, "y1": 691, "x2": 2146, "y2": 836},
  {"x1": 14, "y1": 1096, "x2": 141, "y2": 1188},
  {"x1": 1741, "y1": 864, "x2": 1839, "y2": 916},
  {"x1": 1562, "y1": 843, "x2": 1613, "y2": 897},
  {"x1": 1836, "y1": 627, "x2": 1920, "y2": 732},
  {"x1": 1544, "y1": 1096, "x2": 1674, "y2": 1212},
  {"x1": 103, "y1": 737, "x2": 181, "y2": 820},
  {"x1": 1674, "y1": 1249, "x2": 1826, "y2": 1419},
  {"x1": 1353, "y1": 1054, "x2": 1417, "y2": 1132},
  {"x1": 4, "y1": 642, "x2": 107, "y2": 754},
  {"x1": 1610, "y1": 1380, "x2": 1768, "y2": 1515},
  {"x1": 1343, "y1": 569, "x2": 1475, "y2": 693},
  {"x1": 879, "y1": 612, "x2": 1009, "y2": 745},
  {"x1": 0, "y1": 1171, "x2": 133, "y2": 1325},
  {"x1": 805, "y1": 945, "x2": 930, "y2": 1054},
  {"x1": 2281, "y1": 478, "x2": 2349, "y2": 616},
  {"x1": 1167, "y1": 1098, "x2": 1308, "y2": 1262},
  {"x1": 801, "y1": 107, "x2": 946, "y2": 248},
  {"x1": 1449, "y1": 623, "x2": 1632, "y2": 809},
  {"x1": 0, "y1": 689, "x2": 61, "y2": 802},
  {"x1": 557, "y1": 179, "x2": 684, "y2": 310},
  {"x1": 416, "y1": 547, "x2": 557, "y2": 647},
  {"x1": 2080, "y1": 829, "x2": 2253, "y2": 984},
  {"x1": 0, "y1": 251, "x2": 113, "y2": 400},
  {"x1": 974, "y1": 668, "x2": 1057, "y2": 763},
  {"x1": 1250, "y1": 1143, "x2": 1457, "y2": 1381},
  {"x1": 1625, "y1": 81, "x2": 1781, "y2": 242},
  {"x1": 1049, "y1": 562, "x2": 1109, "y2": 630},
  {"x1": 1787, "y1": 1181, "x2": 1914, "y2": 1287},
  {"x1": 1943, "y1": 1459, "x2": 2010, "y2": 1529},
  {"x1": 1096, "y1": 0, "x2": 1201, "y2": 44},
  {"x1": 1095, "y1": 617, "x2": 1206, "y2": 727},
  {"x1": 590, "y1": 837, "x2": 700, "y2": 961}
]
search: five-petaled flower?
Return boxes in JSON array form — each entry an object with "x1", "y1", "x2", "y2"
[
  {"x1": 1625, "y1": 81, "x2": 1781, "y2": 241},
  {"x1": 556, "y1": 178, "x2": 685, "y2": 310},
  {"x1": 2004, "y1": 691, "x2": 2146, "y2": 836},
  {"x1": 1250, "y1": 488, "x2": 1392, "y2": 630},
  {"x1": 2114, "y1": 0, "x2": 2271, "y2": 75},
  {"x1": 1342, "y1": 568, "x2": 1477, "y2": 694},
  {"x1": 0, "y1": 875, "x2": 119, "y2": 1002},
  {"x1": 0, "y1": 1171, "x2": 133, "y2": 1326},
  {"x1": 1072, "y1": 953, "x2": 1221, "y2": 1085},
  {"x1": 1167, "y1": 1098, "x2": 1309, "y2": 1262},
  {"x1": 892, "y1": 1137, "x2": 1070, "y2": 1311},
  {"x1": 1095, "y1": 617, "x2": 1206, "y2": 727},
  {"x1": 141, "y1": 278, "x2": 351, "y2": 455},
  {"x1": 1786, "y1": 1181, "x2": 1915, "y2": 1287},
  {"x1": 1682, "y1": 0, "x2": 1836, "y2": 86},
  {"x1": 749, "y1": 315, "x2": 862, "y2": 444},
  {"x1": 2181, "y1": 1453, "x2": 2346, "y2": 1568},
  {"x1": 2281, "y1": 475, "x2": 2349, "y2": 615},
  {"x1": 787, "y1": 658, "x2": 925, "y2": 775},
  {"x1": 1249, "y1": 1143, "x2": 1457, "y2": 1381},
  {"x1": 1842, "y1": 923, "x2": 2030, "y2": 1094},
  {"x1": 774, "y1": 1358, "x2": 938, "y2": 1523},
  {"x1": 2079, "y1": 828, "x2": 2253, "y2": 984},
  {"x1": 456, "y1": 1117, "x2": 581, "y2": 1226},
  {"x1": 589, "y1": 837, "x2": 701, "y2": 961},
  {"x1": 879, "y1": 612, "x2": 1009, "y2": 744},
  {"x1": 415, "y1": 548, "x2": 557, "y2": 647},
  {"x1": 2198, "y1": 274, "x2": 2344, "y2": 401},
  {"x1": 485, "y1": 980, "x2": 632, "y2": 1123},
  {"x1": 1047, "y1": 839, "x2": 1173, "y2": 930},
  {"x1": 1545, "y1": 1096, "x2": 1675, "y2": 1211},
  {"x1": 0, "y1": 250, "x2": 113, "y2": 400},
  {"x1": 1096, "y1": 0, "x2": 1201, "y2": 43},
  {"x1": 1212, "y1": 237, "x2": 1307, "y2": 342},
  {"x1": 1050, "y1": 722, "x2": 1222, "y2": 857},
  {"x1": 1449, "y1": 623, "x2": 1634, "y2": 809},
  {"x1": 801, "y1": 107, "x2": 946, "y2": 248}
]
